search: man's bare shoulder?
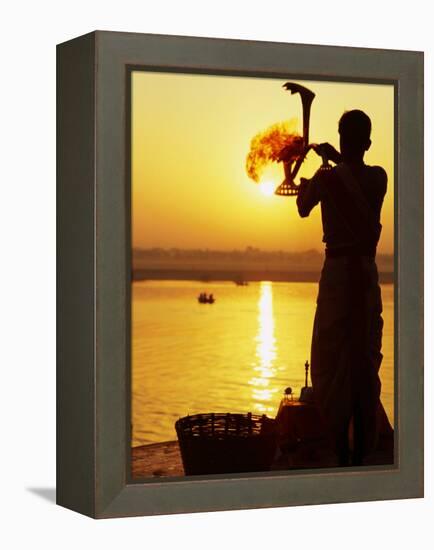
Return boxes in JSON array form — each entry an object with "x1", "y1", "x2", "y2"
[
  {"x1": 368, "y1": 165, "x2": 387, "y2": 182},
  {"x1": 367, "y1": 165, "x2": 388, "y2": 193}
]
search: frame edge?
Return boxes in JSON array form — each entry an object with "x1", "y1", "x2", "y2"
[{"x1": 56, "y1": 31, "x2": 97, "y2": 518}]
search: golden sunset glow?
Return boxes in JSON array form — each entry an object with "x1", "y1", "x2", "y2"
[
  {"x1": 259, "y1": 181, "x2": 276, "y2": 197},
  {"x1": 130, "y1": 72, "x2": 395, "y2": 462},
  {"x1": 132, "y1": 71, "x2": 394, "y2": 254}
]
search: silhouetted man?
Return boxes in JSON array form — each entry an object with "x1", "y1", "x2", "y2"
[{"x1": 297, "y1": 110, "x2": 387, "y2": 466}]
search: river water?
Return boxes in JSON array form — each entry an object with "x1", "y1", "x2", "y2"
[{"x1": 132, "y1": 280, "x2": 394, "y2": 446}]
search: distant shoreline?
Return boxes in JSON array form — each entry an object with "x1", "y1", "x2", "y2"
[
  {"x1": 132, "y1": 269, "x2": 394, "y2": 285},
  {"x1": 132, "y1": 247, "x2": 394, "y2": 285}
]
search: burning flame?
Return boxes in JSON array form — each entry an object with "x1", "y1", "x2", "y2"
[{"x1": 246, "y1": 120, "x2": 303, "y2": 183}]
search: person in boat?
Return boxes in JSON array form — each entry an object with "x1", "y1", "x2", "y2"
[{"x1": 296, "y1": 110, "x2": 387, "y2": 466}]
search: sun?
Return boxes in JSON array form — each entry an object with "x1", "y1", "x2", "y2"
[{"x1": 259, "y1": 181, "x2": 276, "y2": 197}]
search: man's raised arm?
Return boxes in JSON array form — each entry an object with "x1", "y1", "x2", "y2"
[
  {"x1": 296, "y1": 142, "x2": 341, "y2": 218},
  {"x1": 296, "y1": 172, "x2": 321, "y2": 218}
]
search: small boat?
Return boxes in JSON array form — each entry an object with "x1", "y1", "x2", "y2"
[{"x1": 197, "y1": 293, "x2": 215, "y2": 304}]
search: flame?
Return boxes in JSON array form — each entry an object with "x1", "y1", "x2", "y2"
[{"x1": 246, "y1": 120, "x2": 303, "y2": 183}]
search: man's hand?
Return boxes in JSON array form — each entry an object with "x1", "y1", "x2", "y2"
[{"x1": 312, "y1": 143, "x2": 342, "y2": 164}]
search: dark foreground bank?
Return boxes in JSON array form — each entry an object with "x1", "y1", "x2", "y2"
[{"x1": 131, "y1": 431, "x2": 394, "y2": 480}]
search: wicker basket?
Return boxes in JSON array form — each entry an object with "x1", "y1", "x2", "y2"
[{"x1": 175, "y1": 412, "x2": 277, "y2": 475}]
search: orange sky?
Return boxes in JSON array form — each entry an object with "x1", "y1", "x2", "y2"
[{"x1": 132, "y1": 72, "x2": 394, "y2": 254}]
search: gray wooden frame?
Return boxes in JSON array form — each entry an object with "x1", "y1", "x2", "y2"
[{"x1": 57, "y1": 31, "x2": 424, "y2": 519}]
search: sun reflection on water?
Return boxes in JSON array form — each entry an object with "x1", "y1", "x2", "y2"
[{"x1": 249, "y1": 281, "x2": 278, "y2": 413}]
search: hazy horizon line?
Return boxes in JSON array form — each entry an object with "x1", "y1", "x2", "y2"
[{"x1": 133, "y1": 246, "x2": 394, "y2": 256}]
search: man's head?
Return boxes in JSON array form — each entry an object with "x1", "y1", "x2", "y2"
[{"x1": 338, "y1": 109, "x2": 372, "y2": 160}]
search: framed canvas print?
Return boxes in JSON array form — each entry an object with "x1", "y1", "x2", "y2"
[{"x1": 57, "y1": 31, "x2": 423, "y2": 518}]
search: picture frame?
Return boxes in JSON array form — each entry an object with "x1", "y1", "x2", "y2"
[{"x1": 57, "y1": 30, "x2": 423, "y2": 518}]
